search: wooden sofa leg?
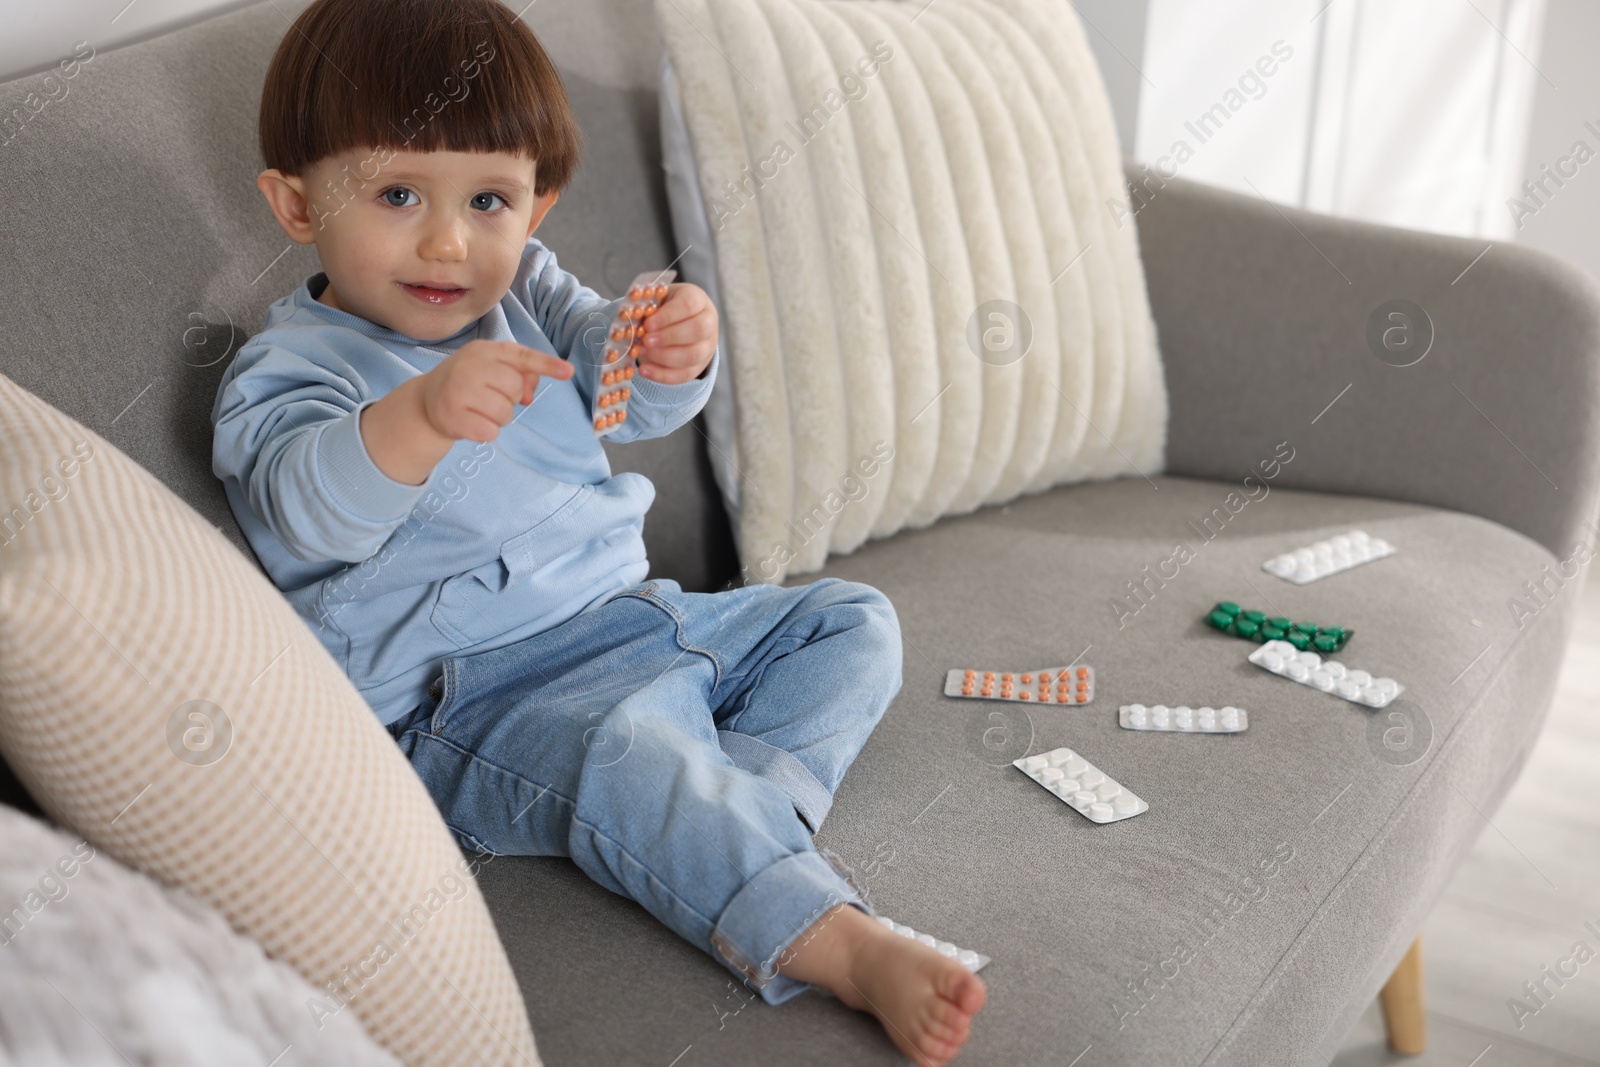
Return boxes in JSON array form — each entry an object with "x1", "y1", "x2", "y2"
[{"x1": 1379, "y1": 936, "x2": 1427, "y2": 1055}]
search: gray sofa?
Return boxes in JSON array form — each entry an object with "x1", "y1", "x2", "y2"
[{"x1": 3, "y1": 1, "x2": 1598, "y2": 1065}]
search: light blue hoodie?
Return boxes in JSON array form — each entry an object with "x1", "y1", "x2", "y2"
[{"x1": 211, "y1": 238, "x2": 717, "y2": 726}]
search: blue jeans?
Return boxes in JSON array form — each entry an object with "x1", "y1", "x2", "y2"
[{"x1": 386, "y1": 576, "x2": 902, "y2": 1003}]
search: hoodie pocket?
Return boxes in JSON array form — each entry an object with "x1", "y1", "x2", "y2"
[{"x1": 429, "y1": 484, "x2": 597, "y2": 649}]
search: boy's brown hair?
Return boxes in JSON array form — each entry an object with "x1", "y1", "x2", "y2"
[{"x1": 258, "y1": 0, "x2": 581, "y2": 195}]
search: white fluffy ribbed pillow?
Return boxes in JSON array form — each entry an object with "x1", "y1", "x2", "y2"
[
  {"x1": 657, "y1": 0, "x2": 1166, "y2": 582},
  {"x1": 0, "y1": 374, "x2": 538, "y2": 1067}
]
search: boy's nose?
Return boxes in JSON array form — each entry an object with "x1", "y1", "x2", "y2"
[{"x1": 419, "y1": 215, "x2": 469, "y2": 261}]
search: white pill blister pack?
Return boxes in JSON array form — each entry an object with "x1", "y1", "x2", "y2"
[
  {"x1": 1013, "y1": 747, "x2": 1148, "y2": 823},
  {"x1": 592, "y1": 270, "x2": 675, "y2": 438},
  {"x1": 1263, "y1": 529, "x2": 1395, "y2": 584},
  {"x1": 1119, "y1": 704, "x2": 1248, "y2": 733},
  {"x1": 1249, "y1": 640, "x2": 1404, "y2": 708},
  {"x1": 944, "y1": 665, "x2": 1095, "y2": 704},
  {"x1": 872, "y1": 916, "x2": 990, "y2": 972}
]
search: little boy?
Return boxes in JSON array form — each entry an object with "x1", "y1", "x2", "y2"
[{"x1": 210, "y1": 0, "x2": 985, "y2": 1063}]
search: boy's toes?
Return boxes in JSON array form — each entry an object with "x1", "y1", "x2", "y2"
[
  {"x1": 939, "y1": 967, "x2": 988, "y2": 1015},
  {"x1": 926, "y1": 996, "x2": 972, "y2": 1036},
  {"x1": 912, "y1": 1034, "x2": 959, "y2": 1067},
  {"x1": 922, "y1": 1014, "x2": 967, "y2": 1049}
]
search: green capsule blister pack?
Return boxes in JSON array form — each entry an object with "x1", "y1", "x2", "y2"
[{"x1": 1204, "y1": 601, "x2": 1352, "y2": 653}]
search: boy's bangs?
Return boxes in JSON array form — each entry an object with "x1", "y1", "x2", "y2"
[{"x1": 260, "y1": 0, "x2": 581, "y2": 194}]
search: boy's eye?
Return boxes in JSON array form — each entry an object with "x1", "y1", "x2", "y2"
[
  {"x1": 382, "y1": 187, "x2": 419, "y2": 208},
  {"x1": 470, "y1": 192, "x2": 507, "y2": 212}
]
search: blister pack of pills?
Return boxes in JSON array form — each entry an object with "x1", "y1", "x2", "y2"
[
  {"x1": 872, "y1": 916, "x2": 990, "y2": 972},
  {"x1": 1263, "y1": 529, "x2": 1395, "y2": 584},
  {"x1": 944, "y1": 665, "x2": 1095, "y2": 704},
  {"x1": 1013, "y1": 747, "x2": 1148, "y2": 823},
  {"x1": 1206, "y1": 601, "x2": 1352, "y2": 653},
  {"x1": 1119, "y1": 704, "x2": 1248, "y2": 733},
  {"x1": 1249, "y1": 640, "x2": 1404, "y2": 708},
  {"x1": 592, "y1": 270, "x2": 675, "y2": 437}
]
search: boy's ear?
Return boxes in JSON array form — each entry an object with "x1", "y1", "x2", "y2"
[
  {"x1": 257, "y1": 169, "x2": 320, "y2": 245},
  {"x1": 526, "y1": 190, "x2": 559, "y2": 237}
]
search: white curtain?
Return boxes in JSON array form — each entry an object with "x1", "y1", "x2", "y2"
[{"x1": 1134, "y1": 0, "x2": 1547, "y2": 239}]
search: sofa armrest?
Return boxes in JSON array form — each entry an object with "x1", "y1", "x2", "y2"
[{"x1": 1131, "y1": 167, "x2": 1600, "y2": 559}]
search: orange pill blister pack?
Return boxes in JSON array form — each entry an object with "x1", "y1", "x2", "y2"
[
  {"x1": 592, "y1": 269, "x2": 675, "y2": 437},
  {"x1": 943, "y1": 665, "x2": 1095, "y2": 704}
]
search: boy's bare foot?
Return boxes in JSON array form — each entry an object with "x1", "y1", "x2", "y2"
[{"x1": 777, "y1": 903, "x2": 987, "y2": 1066}]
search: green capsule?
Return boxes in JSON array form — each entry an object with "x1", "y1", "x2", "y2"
[
  {"x1": 1235, "y1": 619, "x2": 1260, "y2": 639},
  {"x1": 1287, "y1": 631, "x2": 1311, "y2": 651},
  {"x1": 1261, "y1": 625, "x2": 1286, "y2": 641},
  {"x1": 1243, "y1": 609, "x2": 1267, "y2": 624},
  {"x1": 1294, "y1": 621, "x2": 1319, "y2": 635},
  {"x1": 1217, "y1": 601, "x2": 1241, "y2": 617},
  {"x1": 1313, "y1": 633, "x2": 1339, "y2": 653},
  {"x1": 1207, "y1": 609, "x2": 1234, "y2": 630},
  {"x1": 1269, "y1": 616, "x2": 1292, "y2": 631}
]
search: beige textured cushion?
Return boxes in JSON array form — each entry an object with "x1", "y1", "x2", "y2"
[
  {"x1": 658, "y1": 0, "x2": 1167, "y2": 582},
  {"x1": 0, "y1": 374, "x2": 538, "y2": 1067}
]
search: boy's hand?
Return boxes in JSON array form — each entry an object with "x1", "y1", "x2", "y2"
[
  {"x1": 637, "y1": 283, "x2": 717, "y2": 385},
  {"x1": 359, "y1": 341, "x2": 573, "y2": 487},
  {"x1": 420, "y1": 340, "x2": 574, "y2": 443}
]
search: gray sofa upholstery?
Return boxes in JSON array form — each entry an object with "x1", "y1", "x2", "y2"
[{"x1": 2, "y1": 1, "x2": 1597, "y2": 1065}]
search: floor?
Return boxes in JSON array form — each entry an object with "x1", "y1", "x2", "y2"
[{"x1": 1328, "y1": 574, "x2": 1600, "y2": 1066}]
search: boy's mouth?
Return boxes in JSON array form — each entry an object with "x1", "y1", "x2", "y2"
[{"x1": 401, "y1": 281, "x2": 468, "y2": 306}]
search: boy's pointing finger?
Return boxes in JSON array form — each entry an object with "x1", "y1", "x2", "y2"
[{"x1": 494, "y1": 342, "x2": 574, "y2": 379}]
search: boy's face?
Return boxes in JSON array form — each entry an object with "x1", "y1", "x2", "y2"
[{"x1": 258, "y1": 148, "x2": 557, "y2": 343}]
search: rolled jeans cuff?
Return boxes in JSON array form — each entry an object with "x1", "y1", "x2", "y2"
[
  {"x1": 709, "y1": 851, "x2": 868, "y2": 1005},
  {"x1": 717, "y1": 730, "x2": 834, "y2": 832}
]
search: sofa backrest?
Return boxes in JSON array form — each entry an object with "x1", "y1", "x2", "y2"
[{"x1": 0, "y1": 0, "x2": 737, "y2": 593}]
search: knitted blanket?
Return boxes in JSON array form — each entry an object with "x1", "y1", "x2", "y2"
[{"x1": 0, "y1": 805, "x2": 399, "y2": 1066}]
